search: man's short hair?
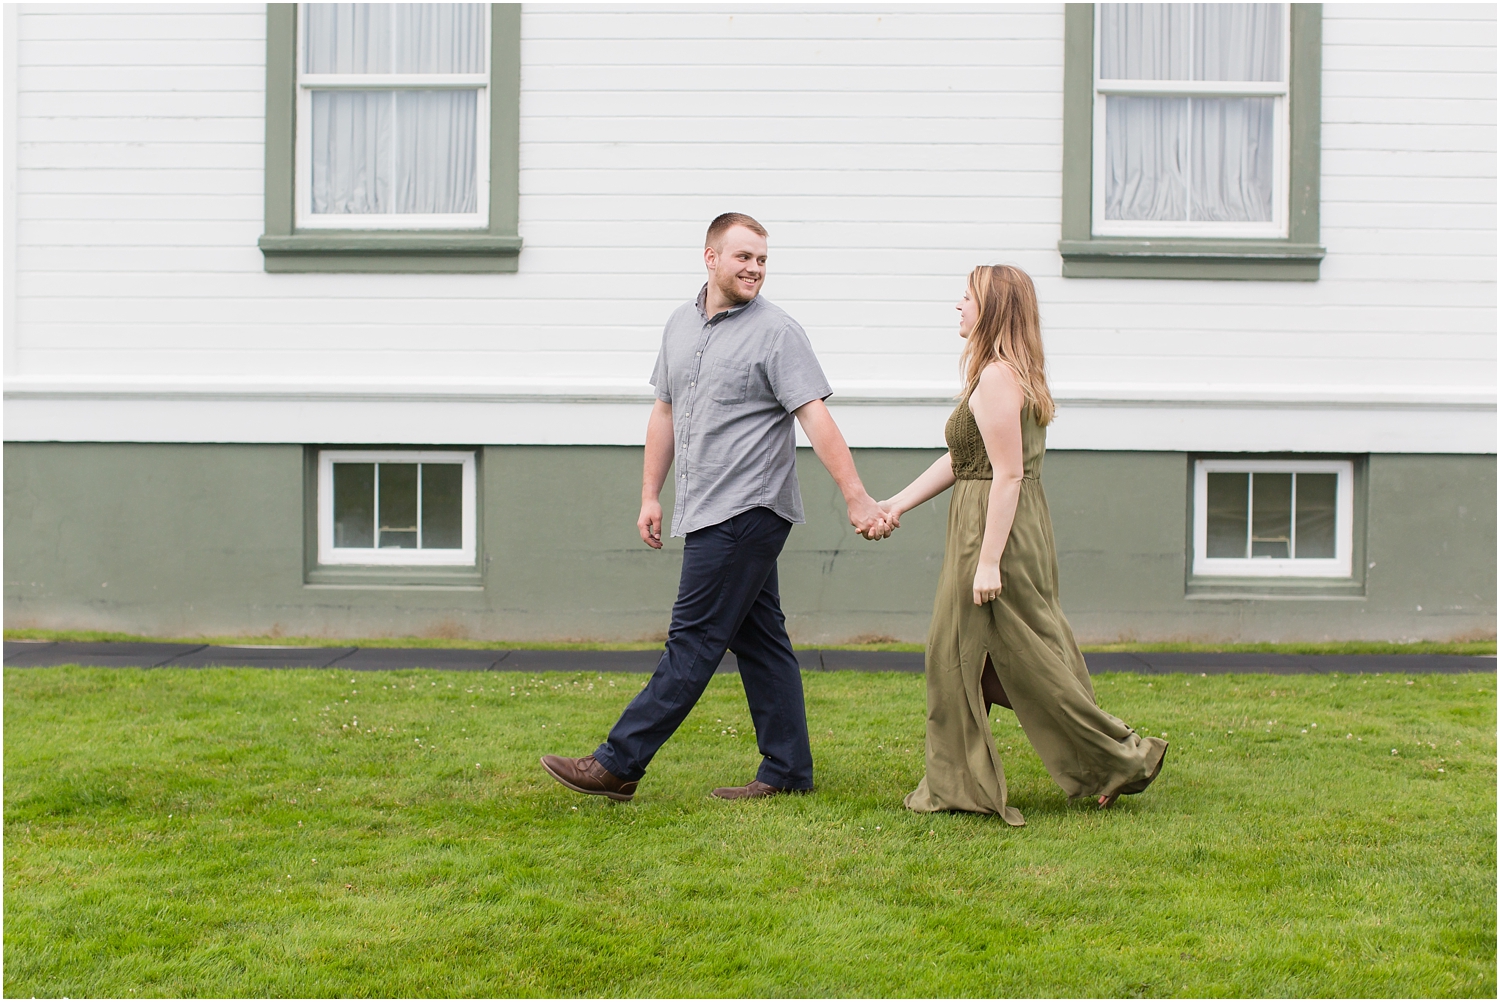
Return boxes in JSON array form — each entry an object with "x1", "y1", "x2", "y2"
[{"x1": 705, "y1": 212, "x2": 768, "y2": 250}]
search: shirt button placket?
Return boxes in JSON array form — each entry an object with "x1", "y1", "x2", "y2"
[{"x1": 681, "y1": 327, "x2": 711, "y2": 492}]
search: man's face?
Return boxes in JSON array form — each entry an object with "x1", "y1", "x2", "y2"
[{"x1": 704, "y1": 226, "x2": 768, "y2": 305}]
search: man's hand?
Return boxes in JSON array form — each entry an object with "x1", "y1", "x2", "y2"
[
  {"x1": 973, "y1": 562, "x2": 1002, "y2": 605},
  {"x1": 638, "y1": 499, "x2": 664, "y2": 549},
  {"x1": 848, "y1": 492, "x2": 893, "y2": 540}
]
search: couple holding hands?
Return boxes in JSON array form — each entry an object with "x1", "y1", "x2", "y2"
[{"x1": 542, "y1": 214, "x2": 1166, "y2": 824}]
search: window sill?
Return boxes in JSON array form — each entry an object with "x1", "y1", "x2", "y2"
[
  {"x1": 260, "y1": 232, "x2": 522, "y2": 273},
  {"x1": 1059, "y1": 238, "x2": 1325, "y2": 281},
  {"x1": 306, "y1": 566, "x2": 484, "y2": 588},
  {"x1": 1186, "y1": 576, "x2": 1364, "y2": 600}
]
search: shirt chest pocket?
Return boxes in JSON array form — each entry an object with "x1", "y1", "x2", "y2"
[{"x1": 708, "y1": 359, "x2": 752, "y2": 404}]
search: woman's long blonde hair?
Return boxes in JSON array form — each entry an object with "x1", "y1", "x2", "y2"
[{"x1": 960, "y1": 264, "x2": 1055, "y2": 426}]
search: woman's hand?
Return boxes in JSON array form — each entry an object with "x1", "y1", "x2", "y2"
[
  {"x1": 973, "y1": 563, "x2": 1002, "y2": 605},
  {"x1": 877, "y1": 499, "x2": 903, "y2": 532}
]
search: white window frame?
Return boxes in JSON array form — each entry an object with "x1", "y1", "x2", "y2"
[
  {"x1": 1092, "y1": 3, "x2": 1291, "y2": 239},
  {"x1": 318, "y1": 450, "x2": 477, "y2": 567},
  {"x1": 1193, "y1": 459, "x2": 1354, "y2": 579},
  {"x1": 294, "y1": 3, "x2": 491, "y2": 231}
]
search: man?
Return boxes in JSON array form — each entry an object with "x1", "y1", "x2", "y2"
[{"x1": 541, "y1": 212, "x2": 892, "y2": 802}]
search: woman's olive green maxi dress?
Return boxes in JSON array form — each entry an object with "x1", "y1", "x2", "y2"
[{"x1": 904, "y1": 398, "x2": 1167, "y2": 825}]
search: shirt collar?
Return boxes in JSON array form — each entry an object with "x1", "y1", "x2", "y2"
[{"x1": 695, "y1": 283, "x2": 757, "y2": 326}]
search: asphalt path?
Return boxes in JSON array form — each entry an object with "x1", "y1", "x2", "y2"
[{"x1": 4, "y1": 641, "x2": 1493, "y2": 675}]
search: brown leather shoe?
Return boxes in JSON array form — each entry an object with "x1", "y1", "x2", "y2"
[
  {"x1": 711, "y1": 779, "x2": 798, "y2": 800},
  {"x1": 540, "y1": 754, "x2": 638, "y2": 802}
]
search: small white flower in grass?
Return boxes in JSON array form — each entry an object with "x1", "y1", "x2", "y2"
[
  {"x1": 1391, "y1": 748, "x2": 1399, "y2": 756},
  {"x1": 571, "y1": 806, "x2": 578, "y2": 811},
  {"x1": 1347, "y1": 733, "x2": 1353, "y2": 739},
  {"x1": 1438, "y1": 769, "x2": 1445, "y2": 773},
  {"x1": 1301, "y1": 729, "x2": 1307, "y2": 734}
]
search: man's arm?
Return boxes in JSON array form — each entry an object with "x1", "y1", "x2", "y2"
[
  {"x1": 638, "y1": 399, "x2": 674, "y2": 549},
  {"x1": 794, "y1": 398, "x2": 890, "y2": 539}
]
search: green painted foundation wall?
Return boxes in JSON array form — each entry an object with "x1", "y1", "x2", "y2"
[{"x1": 4, "y1": 443, "x2": 1494, "y2": 643}]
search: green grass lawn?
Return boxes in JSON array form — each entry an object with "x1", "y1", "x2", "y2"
[{"x1": 5, "y1": 666, "x2": 1494, "y2": 998}]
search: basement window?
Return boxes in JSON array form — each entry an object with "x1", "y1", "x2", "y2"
[
  {"x1": 1192, "y1": 458, "x2": 1353, "y2": 578},
  {"x1": 317, "y1": 450, "x2": 476, "y2": 566}
]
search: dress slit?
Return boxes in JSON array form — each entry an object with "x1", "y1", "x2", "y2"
[{"x1": 980, "y1": 652, "x2": 1012, "y2": 710}]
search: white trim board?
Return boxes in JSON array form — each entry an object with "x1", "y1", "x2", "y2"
[
  {"x1": 4, "y1": 392, "x2": 1494, "y2": 453},
  {"x1": 316, "y1": 449, "x2": 477, "y2": 567}
]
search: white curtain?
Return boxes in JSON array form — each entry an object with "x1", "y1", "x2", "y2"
[
  {"x1": 1100, "y1": 3, "x2": 1189, "y2": 80},
  {"x1": 306, "y1": 4, "x2": 484, "y2": 216},
  {"x1": 1102, "y1": 4, "x2": 1281, "y2": 223},
  {"x1": 305, "y1": 4, "x2": 485, "y2": 74}
]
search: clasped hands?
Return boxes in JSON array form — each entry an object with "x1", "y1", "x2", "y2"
[{"x1": 849, "y1": 495, "x2": 902, "y2": 541}]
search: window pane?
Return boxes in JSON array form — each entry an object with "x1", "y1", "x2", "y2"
[
  {"x1": 393, "y1": 4, "x2": 486, "y2": 73},
  {"x1": 305, "y1": 3, "x2": 393, "y2": 73},
  {"x1": 1206, "y1": 472, "x2": 1249, "y2": 558},
  {"x1": 310, "y1": 89, "x2": 477, "y2": 215},
  {"x1": 1100, "y1": 4, "x2": 1189, "y2": 80},
  {"x1": 421, "y1": 464, "x2": 464, "y2": 549},
  {"x1": 333, "y1": 463, "x2": 375, "y2": 548},
  {"x1": 305, "y1": 4, "x2": 485, "y2": 74},
  {"x1": 1250, "y1": 472, "x2": 1292, "y2": 558},
  {"x1": 1105, "y1": 96, "x2": 1188, "y2": 220},
  {"x1": 1193, "y1": 3, "x2": 1283, "y2": 82},
  {"x1": 310, "y1": 90, "x2": 392, "y2": 214},
  {"x1": 378, "y1": 463, "x2": 419, "y2": 549},
  {"x1": 394, "y1": 90, "x2": 478, "y2": 214},
  {"x1": 1294, "y1": 473, "x2": 1338, "y2": 559},
  {"x1": 1189, "y1": 97, "x2": 1275, "y2": 222}
]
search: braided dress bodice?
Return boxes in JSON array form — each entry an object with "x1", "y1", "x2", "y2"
[{"x1": 944, "y1": 394, "x2": 1045, "y2": 481}]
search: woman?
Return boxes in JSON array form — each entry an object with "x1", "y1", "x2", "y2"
[{"x1": 879, "y1": 265, "x2": 1166, "y2": 826}]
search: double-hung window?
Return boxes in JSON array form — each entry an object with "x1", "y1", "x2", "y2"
[
  {"x1": 260, "y1": 3, "x2": 522, "y2": 272},
  {"x1": 1060, "y1": 3, "x2": 1324, "y2": 279},
  {"x1": 1094, "y1": 3, "x2": 1288, "y2": 238},
  {"x1": 297, "y1": 3, "x2": 490, "y2": 230},
  {"x1": 1192, "y1": 459, "x2": 1354, "y2": 579}
]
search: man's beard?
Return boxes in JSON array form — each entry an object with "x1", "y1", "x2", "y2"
[{"x1": 714, "y1": 269, "x2": 759, "y2": 305}]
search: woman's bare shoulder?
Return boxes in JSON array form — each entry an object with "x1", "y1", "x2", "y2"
[
  {"x1": 977, "y1": 360, "x2": 1021, "y2": 391},
  {"x1": 973, "y1": 361, "x2": 1024, "y2": 412}
]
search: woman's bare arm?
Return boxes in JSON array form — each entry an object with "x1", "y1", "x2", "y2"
[
  {"x1": 880, "y1": 452, "x2": 957, "y2": 525},
  {"x1": 968, "y1": 363, "x2": 1027, "y2": 605}
]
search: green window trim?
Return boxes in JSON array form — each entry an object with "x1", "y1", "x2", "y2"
[
  {"x1": 259, "y1": 3, "x2": 522, "y2": 274},
  {"x1": 301, "y1": 446, "x2": 486, "y2": 588},
  {"x1": 1182, "y1": 453, "x2": 1367, "y2": 599},
  {"x1": 1060, "y1": 3, "x2": 1324, "y2": 281}
]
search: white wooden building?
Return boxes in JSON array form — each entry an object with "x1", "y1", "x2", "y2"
[{"x1": 4, "y1": 3, "x2": 1495, "y2": 643}]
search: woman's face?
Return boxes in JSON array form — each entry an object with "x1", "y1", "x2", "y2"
[{"x1": 957, "y1": 285, "x2": 979, "y2": 339}]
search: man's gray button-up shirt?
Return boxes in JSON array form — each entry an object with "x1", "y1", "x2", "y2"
[{"x1": 650, "y1": 286, "x2": 833, "y2": 537}]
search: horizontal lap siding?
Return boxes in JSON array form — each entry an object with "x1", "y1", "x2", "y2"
[{"x1": 8, "y1": 4, "x2": 1496, "y2": 424}]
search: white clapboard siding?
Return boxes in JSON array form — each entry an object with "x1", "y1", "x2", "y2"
[{"x1": 4, "y1": 2, "x2": 1495, "y2": 453}]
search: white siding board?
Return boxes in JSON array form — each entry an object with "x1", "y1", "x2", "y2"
[
  {"x1": 5, "y1": 3, "x2": 1494, "y2": 453},
  {"x1": 20, "y1": 93, "x2": 267, "y2": 118}
]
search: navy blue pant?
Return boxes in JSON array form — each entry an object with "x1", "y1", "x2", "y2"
[{"x1": 593, "y1": 506, "x2": 814, "y2": 790}]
